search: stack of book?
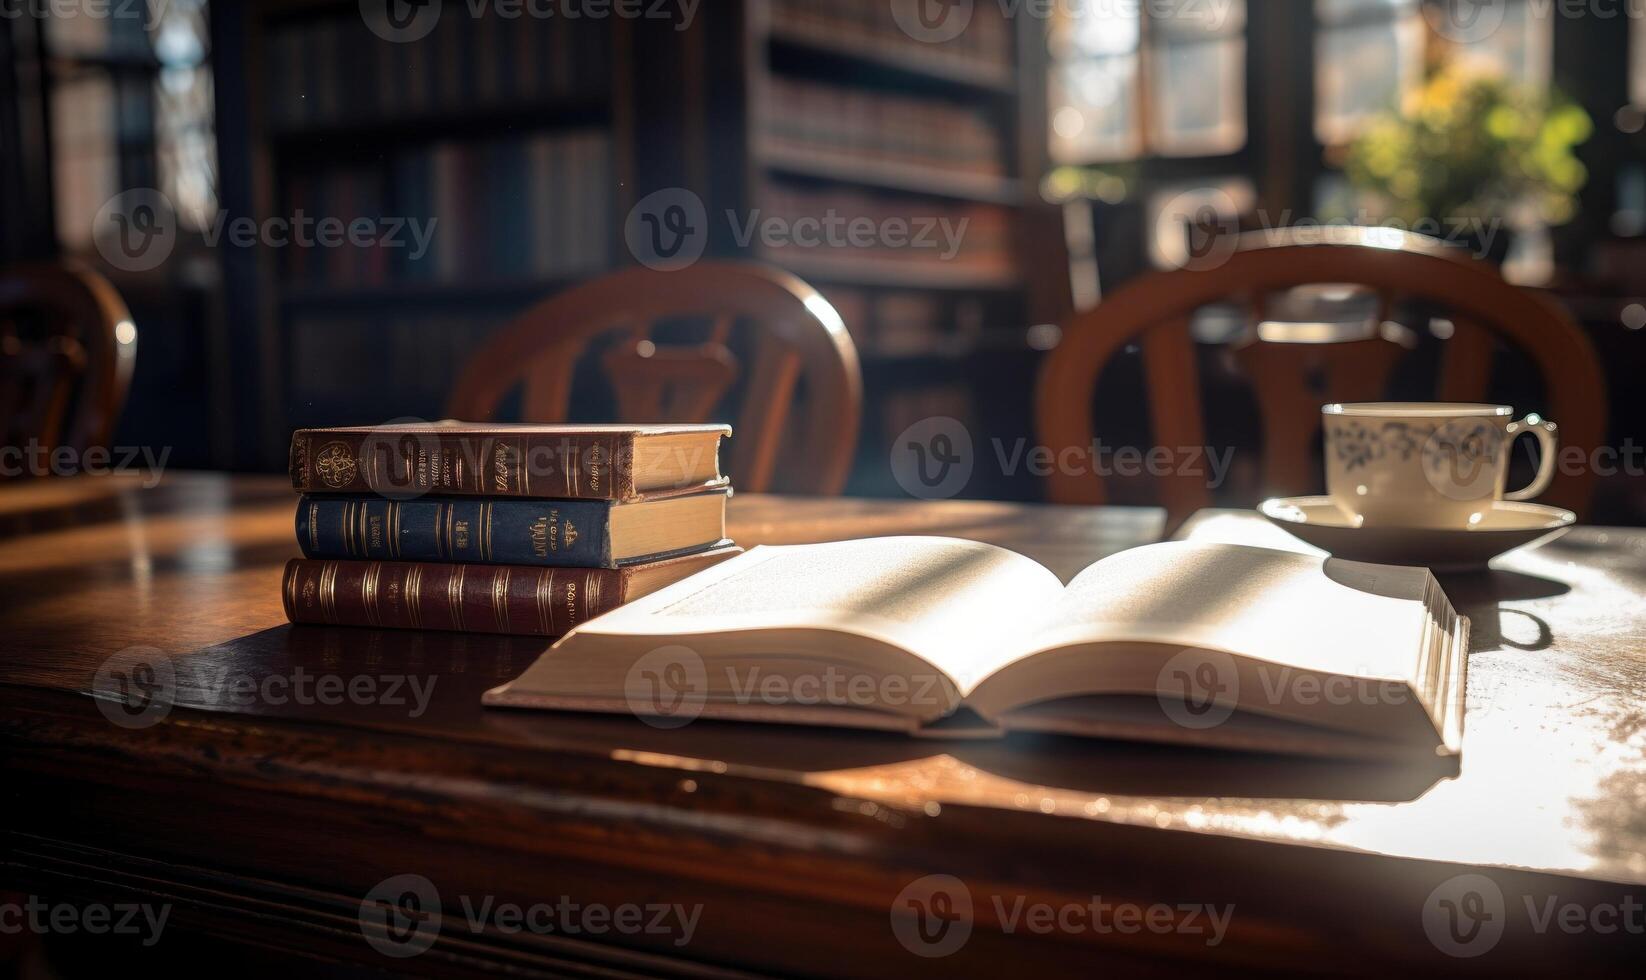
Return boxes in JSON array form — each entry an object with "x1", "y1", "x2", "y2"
[{"x1": 281, "y1": 423, "x2": 740, "y2": 637}]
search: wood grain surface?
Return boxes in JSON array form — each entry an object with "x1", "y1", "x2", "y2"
[{"x1": 2, "y1": 474, "x2": 1643, "y2": 975}]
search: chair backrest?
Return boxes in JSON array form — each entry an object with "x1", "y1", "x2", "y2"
[
  {"x1": 447, "y1": 262, "x2": 862, "y2": 494},
  {"x1": 0, "y1": 261, "x2": 138, "y2": 466},
  {"x1": 1037, "y1": 228, "x2": 1607, "y2": 524}
]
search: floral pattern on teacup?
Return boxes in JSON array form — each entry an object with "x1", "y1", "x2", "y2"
[
  {"x1": 1332, "y1": 421, "x2": 1429, "y2": 470},
  {"x1": 1333, "y1": 419, "x2": 1502, "y2": 495},
  {"x1": 1421, "y1": 420, "x2": 1503, "y2": 500},
  {"x1": 1382, "y1": 423, "x2": 1423, "y2": 461},
  {"x1": 1333, "y1": 422, "x2": 1383, "y2": 470}
]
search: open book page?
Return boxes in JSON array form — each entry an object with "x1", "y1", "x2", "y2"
[
  {"x1": 1022, "y1": 541, "x2": 1433, "y2": 688},
  {"x1": 566, "y1": 536, "x2": 1065, "y2": 691}
]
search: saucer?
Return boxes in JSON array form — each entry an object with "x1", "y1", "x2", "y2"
[{"x1": 1258, "y1": 496, "x2": 1576, "y2": 570}]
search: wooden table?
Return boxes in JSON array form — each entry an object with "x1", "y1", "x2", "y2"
[{"x1": 3, "y1": 474, "x2": 1643, "y2": 976}]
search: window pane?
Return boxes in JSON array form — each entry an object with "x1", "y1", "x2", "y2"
[
  {"x1": 1050, "y1": 2, "x2": 1140, "y2": 58},
  {"x1": 1050, "y1": 55, "x2": 1140, "y2": 162},
  {"x1": 153, "y1": 0, "x2": 217, "y2": 231},
  {"x1": 1315, "y1": 14, "x2": 1423, "y2": 143},
  {"x1": 1451, "y1": 0, "x2": 1551, "y2": 87},
  {"x1": 1316, "y1": 0, "x2": 1414, "y2": 23},
  {"x1": 1149, "y1": 38, "x2": 1246, "y2": 155},
  {"x1": 1150, "y1": 0, "x2": 1246, "y2": 38},
  {"x1": 1636, "y1": 11, "x2": 1646, "y2": 107},
  {"x1": 51, "y1": 76, "x2": 119, "y2": 251}
]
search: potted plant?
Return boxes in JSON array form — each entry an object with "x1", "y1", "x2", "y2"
[{"x1": 1343, "y1": 63, "x2": 1591, "y2": 264}]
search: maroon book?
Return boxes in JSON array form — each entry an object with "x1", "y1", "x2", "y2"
[{"x1": 283, "y1": 545, "x2": 739, "y2": 636}]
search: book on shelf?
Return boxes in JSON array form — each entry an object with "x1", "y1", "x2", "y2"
[
  {"x1": 766, "y1": 0, "x2": 1013, "y2": 77},
  {"x1": 282, "y1": 130, "x2": 612, "y2": 291},
  {"x1": 264, "y1": 9, "x2": 610, "y2": 131},
  {"x1": 289, "y1": 423, "x2": 729, "y2": 501},
  {"x1": 296, "y1": 489, "x2": 730, "y2": 569},
  {"x1": 755, "y1": 181, "x2": 1015, "y2": 279},
  {"x1": 756, "y1": 76, "x2": 1005, "y2": 179},
  {"x1": 287, "y1": 317, "x2": 509, "y2": 424},
  {"x1": 486, "y1": 537, "x2": 1469, "y2": 761},
  {"x1": 873, "y1": 291, "x2": 946, "y2": 356},
  {"x1": 283, "y1": 545, "x2": 742, "y2": 637}
]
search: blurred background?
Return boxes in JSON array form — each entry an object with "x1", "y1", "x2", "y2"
[{"x1": 3, "y1": 0, "x2": 1643, "y2": 520}]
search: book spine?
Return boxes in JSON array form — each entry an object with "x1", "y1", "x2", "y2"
[
  {"x1": 289, "y1": 430, "x2": 633, "y2": 499},
  {"x1": 283, "y1": 558, "x2": 623, "y2": 635},
  {"x1": 297, "y1": 495, "x2": 617, "y2": 567}
]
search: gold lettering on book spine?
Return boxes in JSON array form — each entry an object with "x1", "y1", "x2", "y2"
[
  {"x1": 307, "y1": 501, "x2": 320, "y2": 553},
  {"x1": 314, "y1": 440, "x2": 357, "y2": 490},
  {"x1": 535, "y1": 569, "x2": 555, "y2": 635},
  {"x1": 448, "y1": 565, "x2": 465, "y2": 631},
  {"x1": 362, "y1": 562, "x2": 381, "y2": 626},
  {"x1": 320, "y1": 561, "x2": 339, "y2": 623},
  {"x1": 492, "y1": 568, "x2": 510, "y2": 633},
  {"x1": 404, "y1": 564, "x2": 422, "y2": 629},
  {"x1": 585, "y1": 437, "x2": 607, "y2": 496},
  {"x1": 584, "y1": 571, "x2": 600, "y2": 625},
  {"x1": 283, "y1": 562, "x2": 298, "y2": 620},
  {"x1": 292, "y1": 435, "x2": 311, "y2": 491}
]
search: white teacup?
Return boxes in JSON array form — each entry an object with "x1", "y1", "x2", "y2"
[{"x1": 1322, "y1": 402, "x2": 1559, "y2": 529}]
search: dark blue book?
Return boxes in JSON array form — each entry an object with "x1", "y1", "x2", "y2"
[{"x1": 296, "y1": 490, "x2": 728, "y2": 569}]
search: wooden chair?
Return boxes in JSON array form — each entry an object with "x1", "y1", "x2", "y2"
[
  {"x1": 1037, "y1": 227, "x2": 1608, "y2": 526},
  {"x1": 447, "y1": 262, "x2": 862, "y2": 494},
  {"x1": 0, "y1": 261, "x2": 138, "y2": 469}
]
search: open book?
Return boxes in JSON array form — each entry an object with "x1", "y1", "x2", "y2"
[{"x1": 485, "y1": 538, "x2": 1468, "y2": 760}]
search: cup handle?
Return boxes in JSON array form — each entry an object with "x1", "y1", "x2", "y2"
[{"x1": 1503, "y1": 415, "x2": 1559, "y2": 501}]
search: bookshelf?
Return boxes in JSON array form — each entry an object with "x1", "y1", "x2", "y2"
[
  {"x1": 226, "y1": 0, "x2": 636, "y2": 455},
  {"x1": 735, "y1": 0, "x2": 1051, "y2": 497},
  {"x1": 216, "y1": 0, "x2": 1053, "y2": 495},
  {"x1": 756, "y1": 140, "x2": 1024, "y2": 206}
]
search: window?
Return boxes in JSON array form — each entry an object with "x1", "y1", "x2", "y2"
[
  {"x1": 45, "y1": 1, "x2": 216, "y2": 253},
  {"x1": 153, "y1": 0, "x2": 217, "y2": 232},
  {"x1": 1441, "y1": 0, "x2": 1552, "y2": 89},
  {"x1": 1049, "y1": 1, "x2": 1246, "y2": 163},
  {"x1": 1315, "y1": 0, "x2": 1424, "y2": 144},
  {"x1": 1633, "y1": 7, "x2": 1646, "y2": 107},
  {"x1": 1316, "y1": 0, "x2": 1554, "y2": 145}
]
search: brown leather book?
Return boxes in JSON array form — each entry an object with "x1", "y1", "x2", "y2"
[
  {"x1": 283, "y1": 544, "x2": 741, "y2": 636},
  {"x1": 289, "y1": 423, "x2": 730, "y2": 500}
]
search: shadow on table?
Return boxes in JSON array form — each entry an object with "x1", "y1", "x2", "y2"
[
  {"x1": 0, "y1": 476, "x2": 294, "y2": 541},
  {"x1": 114, "y1": 624, "x2": 1453, "y2": 807},
  {"x1": 1436, "y1": 567, "x2": 1569, "y2": 653}
]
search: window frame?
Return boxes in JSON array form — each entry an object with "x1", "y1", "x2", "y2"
[{"x1": 1047, "y1": 1, "x2": 1250, "y2": 166}]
